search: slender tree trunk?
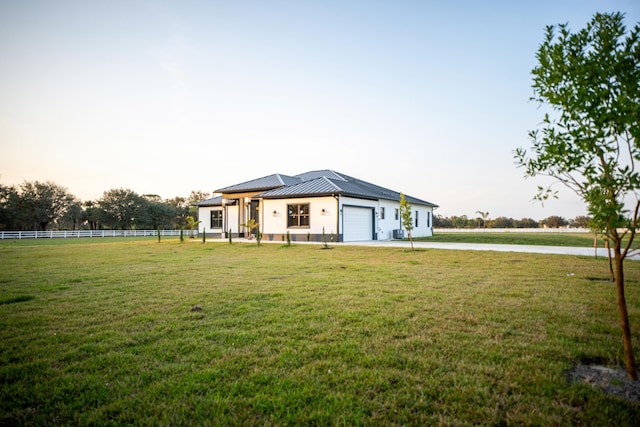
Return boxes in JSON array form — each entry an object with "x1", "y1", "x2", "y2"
[
  {"x1": 606, "y1": 239, "x2": 615, "y2": 282},
  {"x1": 614, "y1": 242, "x2": 639, "y2": 380}
]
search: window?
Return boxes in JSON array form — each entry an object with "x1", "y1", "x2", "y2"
[
  {"x1": 287, "y1": 203, "x2": 310, "y2": 228},
  {"x1": 415, "y1": 210, "x2": 419, "y2": 227},
  {"x1": 210, "y1": 210, "x2": 222, "y2": 229},
  {"x1": 380, "y1": 207, "x2": 385, "y2": 220},
  {"x1": 394, "y1": 208, "x2": 399, "y2": 220},
  {"x1": 427, "y1": 211, "x2": 431, "y2": 228}
]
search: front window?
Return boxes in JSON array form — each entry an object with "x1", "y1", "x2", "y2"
[
  {"x1": 415, "y1": 210, "x2": 419, "y2": 227},
  {"x1": 210, "y1": 210, "x2": 222, "y2": 229},
  {"x1": 288, "y1": 203, "x2": 310, "y2": 228},
  {"x1": 394, "y1": 208, "x2": 399, "y2": 220},
  {"x1": 380, "y1": 207, "x2": 385, "y2": 220}
]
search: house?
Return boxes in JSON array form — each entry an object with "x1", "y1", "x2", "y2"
[{"x1": 194, "y1": 170, "x2": 438, "y2": 242}]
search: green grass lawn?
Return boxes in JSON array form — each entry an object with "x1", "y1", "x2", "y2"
[
  {"x1": 420, "y1": 231, "x2": 640, "y2": 248},
  {"x1": 1, "y1": 238, "x2": 639, "y2": 425}
]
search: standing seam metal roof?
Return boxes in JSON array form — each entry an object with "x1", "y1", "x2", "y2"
[
  {"x1": 215, "y1": 173, "x2": 301, "y2": 192},
  {"x1": 208, "y1": 169, "x2": 438, "y2": 207}
]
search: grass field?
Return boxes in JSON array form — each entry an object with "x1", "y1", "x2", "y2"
[
  {"x1": 1, "y1": 238, "x2": 639, "y2": 425},
  {"x1": 420, "y1": 231, "x2": 640, "y2": 248}
]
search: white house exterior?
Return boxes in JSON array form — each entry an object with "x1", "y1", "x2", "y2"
[{"x1": 195, "y1": 170, "x2": 438, "y2": 242}]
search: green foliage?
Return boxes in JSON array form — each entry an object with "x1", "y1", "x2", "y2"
[
  {"x1": 202, "y1": 227, "x2": 206, "y2": 244},
  {"x1": 286, "y1": 230, "x2": 291, "y2": 246},
  {"x1": 185, "y1": 216, "x2": 201, "y2": 238},
  {"x1": 157, "y1": 227, "x2": 161, "y2": 243},
  {"x1": 240, "y1": 219, "x2": 260, "y2": 245},
  {"x1": 515, "y1": 11, "x2": 640, "y2": 380},
  {"x1": 399, "y1": 193, "x2": 414, "y2": 250},
  {"x1": 228, "y1": 228, "x2": 232, "y2": 244},
  {"x1": 515, "y1": 12, "x2": 640, "y2": 240},
  {"x1": 0, "y1": 181, "x2": 77, "y2": 230},
  {"x1": 321, "y1": 227, "x2": 330, "y2": 249}
]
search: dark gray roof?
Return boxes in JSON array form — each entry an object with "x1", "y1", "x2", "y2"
[
  {"x1": 295, "y1": 170, "x2": 347, "y2": 182},
  {"x1": 256, "y1": 170, "x2": 438, "y2": 207},
  {"x1": 215, "y1": 173, "x2": 301, "y2": 193},
  {"x1": 258, "y1": 176, "x2": 342, "y2": 198},
  {"x1": 193, "y1": 196, "x2": 223, "y2": 207}
]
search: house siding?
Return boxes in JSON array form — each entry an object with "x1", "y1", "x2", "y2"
[{"x1": 261, "y1": 196, "x2": 338, "y2": 241}]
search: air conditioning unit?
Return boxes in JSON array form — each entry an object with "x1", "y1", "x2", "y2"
[{"x1": 393, "y1": 229, "x2": 404, "y2": 239}]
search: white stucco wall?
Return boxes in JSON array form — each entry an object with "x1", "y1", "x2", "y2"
[
  {"x1": 261, "y1": 196, "x2": 338, "y2": 239},
  {"x1": 198, "y1": 196, "x2": 434, "y2": 240},
  {"x1": 338, "y1": 196, "x2": 434, "y2": 240},
  {"x1": 197, "y1": 206, "x2": 214, "y2": 234}
]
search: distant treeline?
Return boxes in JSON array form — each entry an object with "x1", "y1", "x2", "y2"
[
  {"x1": 0, "y1": 180, "x2": 212, "y2": 231},
  {"x1": 434, "y1": 214, "x2": 590, "y2": 229}
]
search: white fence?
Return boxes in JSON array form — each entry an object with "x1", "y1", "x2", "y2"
[
  {"x1": 0, "y1": 230, "x2": 193, "y2": 240},
  {"x1": 434, "y1": 228, "x2": 592, "y2": 233}
]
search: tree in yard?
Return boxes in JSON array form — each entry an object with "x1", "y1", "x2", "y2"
[
  {"x1": 515, "y1": 12, "x2": 640, "y2": 379},
  {"x1": 542, "y1": 215, "x2": 568, "y2": 228},
  {"x1": 515, "y1": 217, "x2": 539, "y2": 228},
  {"x1": 18, "y1": 181, "x2": 76, "y2": 230},
  {"x1": 98, "y1": 188, "x2": 144, "y2": 230},
  {"x1": 0, "y1": 184, "x2": 20, "y2": 230},
  {"x1": 58, "y1": 200, "x2": 84, "y2": 230},
  {"x1": 166, "y1": 196, "x2": 191, "y2": 229},
  {"x1": 399, "y1": 193, "x2": 414, "y2": 250},
  {"x1": 476, "y1": 211, "x2": 490, "y2": 230},
  {"x1": 185, "y1": 215, "x2": 201, "y2": 238},
  {"x1": 569, "y1": 215, "x2": 591, "y2": 228},
  {"x1": 240, "y1": 218, "x2": 261, "y2": 245},
  {"x1": 492, "y1": 216, "x2": 514, "y2": 228}
]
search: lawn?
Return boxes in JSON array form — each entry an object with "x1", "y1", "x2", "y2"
[
  {"x1": 421, "y1": 231, "x2": 640, "y2": 248},
  {"x1": 1, "y1": 238, "x2": 639, "y2": 425}
]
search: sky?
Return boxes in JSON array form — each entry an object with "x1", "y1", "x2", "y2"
[{"x1": 1, "y1": 1, "x2": 639, "y2": 220}]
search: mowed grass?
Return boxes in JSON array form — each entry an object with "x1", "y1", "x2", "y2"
[
  {"x1": 421, "y1": 231, "x2": 640, "y2": 248},
  {"x1": 1, "y1": 238, "x2": 639, "y2": 425}
]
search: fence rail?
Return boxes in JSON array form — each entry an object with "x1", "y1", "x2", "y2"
[{"x1": 0, "y1": 230, "x2": 193, "y2": 240}]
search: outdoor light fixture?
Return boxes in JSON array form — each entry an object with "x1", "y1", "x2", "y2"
[{"x1": 272, "y1": 210, "x2": 277, "y2": 216}]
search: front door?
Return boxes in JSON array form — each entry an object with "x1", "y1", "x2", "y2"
[{"x1": 250, "y1": 200, "x2": 260, "y2": 224}]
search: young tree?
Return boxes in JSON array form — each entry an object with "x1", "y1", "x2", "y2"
[
  {"x1": 515, "y1": 12, "x2": 640, "y2": 379},
  {"x1": 399, "y1": 193, "x2": 414, "y2": 250}
]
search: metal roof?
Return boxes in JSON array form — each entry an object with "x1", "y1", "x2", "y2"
[
  {"x1": 295, "y1": 170, "x2": 347, "y2": 182},
  {"x1": 215, "y1": 173, "x2": 301, "y2": 193},
  {"x1": 256, "y1": 170, "x2": 438, "y2": 207},
  {"x1": 192, "y1": 196, "x2": 223, "y2": 207},
  {"x1": 198, "y1": 170, "x2": 437, "y2": 207},
  {"x1": 258, "y1": 176, "x2": 342, "y2": 198}
]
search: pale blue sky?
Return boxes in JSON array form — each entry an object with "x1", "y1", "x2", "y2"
[{"x1": 1, "y1": 1, "x2": 638, "y2": 219}]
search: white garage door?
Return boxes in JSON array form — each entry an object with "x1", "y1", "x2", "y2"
[{"x1": 343, "y1": 206, "x2": 374, "y2": 242}]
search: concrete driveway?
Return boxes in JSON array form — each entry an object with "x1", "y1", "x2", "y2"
[{"x1": 344, "y1": 239, "x2": 640, "y2": 260}]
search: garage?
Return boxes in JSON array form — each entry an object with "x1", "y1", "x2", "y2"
[{"x1": 342, "y1": 206, "x2": 374, "y2": 241}]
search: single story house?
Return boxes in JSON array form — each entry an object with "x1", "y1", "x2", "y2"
[{"x1": 194, "y1": 170, "x2": 438, "y2": 242}]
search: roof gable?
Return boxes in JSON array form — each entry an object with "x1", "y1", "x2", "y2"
[
  {"x1": 216, "y1": 173, "x2": 301, "y2": 193},
  {"x1": 258, "y1": 176, "x2": 342, "y2": 198}
]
